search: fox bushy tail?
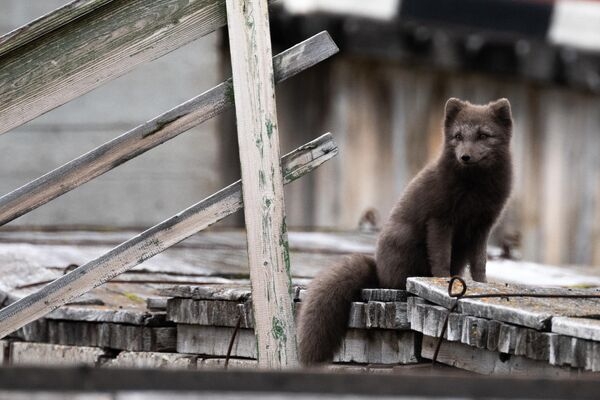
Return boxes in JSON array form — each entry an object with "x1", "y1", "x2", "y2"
[{"x1": 297, "y1": 254, "x2": 378, "y2": 365}]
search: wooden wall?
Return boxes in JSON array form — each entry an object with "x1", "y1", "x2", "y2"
[{"x1": 236, "y1": 56, "x2": 600, "y2": 267}]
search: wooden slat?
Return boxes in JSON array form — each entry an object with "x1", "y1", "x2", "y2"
[
  {"x1": 0, "y1": 0, "x2": 114, "y2": 58},
  {"x1": 226, "y1": 0, "x2": 297, "y2": 367},
  {"x1": 552, "y1": 317, "x2": 600, "y2": 342},
  {"x1": 0, "y1": 32, "x2": 338, "y2": 226},
  {"x1": 0, "y1": 0, "x2": 229, "y2": 134},
  {"x1": 0, "y1": 133, "x2": 338, "y2": 339}
]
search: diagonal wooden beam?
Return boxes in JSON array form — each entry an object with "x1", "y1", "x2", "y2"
[
  {"x1": 0, "y1": 133, "x2": 338, "y2": 340},
  {"x1": 0, "y1": 32, "x2": 338, "y2": 227},
  {"x1": 0, "y1": 0, "x2": 228, "y2": 135}
]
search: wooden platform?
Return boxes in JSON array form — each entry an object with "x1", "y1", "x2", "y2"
[{"x1": 2, "y1": 229, "x2": 600, "y2": 374}]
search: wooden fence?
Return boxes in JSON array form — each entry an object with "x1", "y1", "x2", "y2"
[{"x1": 0, "y1": 0, "x2": 340, "y2": 368}]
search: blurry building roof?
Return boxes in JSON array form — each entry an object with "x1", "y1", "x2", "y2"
[{"x1": 273, "y1": 0, "x2": 600, "y2": 92}]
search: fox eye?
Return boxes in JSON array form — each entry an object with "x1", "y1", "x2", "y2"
[
  {"x1": 454, "y1": 132, "x2": 463, "y2": 140},
  {"x1": 478, "y1": 133, "x2": 489, "y2": 140}
]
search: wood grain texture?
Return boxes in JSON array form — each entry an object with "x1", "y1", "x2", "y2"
[
  {"x1": 0, "y1": 133, "x2": 338, "y2": 340},
  {"x1": 0, "y1": 0, "x2": 229, "y2": 134},
  {"x1": 0, "y1": 0, "x2": 114, "y2": 58},
  {"x1": 225, "y1": 0, "x2": 297, "y2": 367},
  {"x1": 10, "y1": 341, "x2": 105, "y2": 367},
  {"x1": 0, "y1": 32, "x2": 338, "y2": 227},
  {"x1": 553, "y1": 317, "x2": 600, "y2": 342}
]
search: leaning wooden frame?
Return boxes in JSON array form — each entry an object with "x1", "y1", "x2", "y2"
[{"x1": 0, "y1": 0, "x2": 340, "y2": 369}]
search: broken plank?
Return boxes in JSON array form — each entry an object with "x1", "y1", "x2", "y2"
[
  {"x1": 0, "y1": 133, "x2": 338, "y2": 340},
  {"x1": 407, "y1": 277, "x2": 600, "y2": 331},
  {"x1": 159, "y1": 285, "x2": 252, "y2": 302},
  {"x1": 421, "y1": 335, "x2": 579, "y2": 377},
  {"x1": 0, "y1": 32, "x2": 338, "y2": 226},
  {"x1": 46, "y1": 306, "x2": 166, "y2": 326}
]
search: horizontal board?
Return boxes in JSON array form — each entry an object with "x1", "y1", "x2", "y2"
[
  {"x1": 552, "y1": 317, "x2": 600, "y2": 342},
  {"x1": 421, "y1": 335, "x2": 579, "y2": 377},
  {"x1": 103, "y1": 351, "x2": 198, "y2": 370},
  {"x1": 10, "y1": 341, "x2": 105, "y2": 367},
  {"x1": 407, "y1": 277, "x2": 600, "y2": 330},
  {"x1": 46, "y1": 306, "x2": 167, "y2": 326}
]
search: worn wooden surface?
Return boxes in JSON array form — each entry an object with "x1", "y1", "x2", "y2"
[
  {"x1": 0, "y1": 32, "x2": 338, "y2": 227},
  {"x1": 407, "y1": 277, "x2": 600, "y2": 330},
  {"x1": 10, "y1": 341, "x2": 105, "y2": 367},
  {"x1": 0, "y1": 0, "x2": 228, "y2": 134},
  {"x1": 0, "y1": 134, "x2": 337, "y2": 339},
  {"x1": 104, "y1": 351, "x2": 197, "y2": 370},
  {"x1": 421, "y1": 335, "x2": 580, "y2": 377},
  {"x1": 552, "y1": 317, "x2": 600, "y2": 342},
  {"x1": 226, "y1": 0, "x2": 298, "y2": 368}
]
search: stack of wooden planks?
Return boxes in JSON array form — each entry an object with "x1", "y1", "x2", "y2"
[{"x1": 407, "y1": 277, "x2": 600, "y2": 376}]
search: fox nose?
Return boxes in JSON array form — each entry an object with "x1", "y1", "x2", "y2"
[{"x1": 461, "y1": 155, "x2": 471, "y2": 162}]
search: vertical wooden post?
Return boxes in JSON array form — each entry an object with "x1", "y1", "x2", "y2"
[{"x1": 225, "y1": 0, "x2": 298, "y2": 367}]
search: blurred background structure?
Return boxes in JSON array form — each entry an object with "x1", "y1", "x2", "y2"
[{"x1": 1, "y1": 0, "x2": 599, "y2": 268}]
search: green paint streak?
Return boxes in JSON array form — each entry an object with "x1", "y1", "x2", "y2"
[
  {"x1": 259, "y1": 170, "x2": 266, "y2": 187},
  {"x1": 265, "y1": 119, "x2": 274, "y2": 139},
  {"x1": 122, "y1": 292, "x2": 144, "y2": 303},
  {"x1": 255, "y1": 135, "x2": 263, "y2": 157},
  {"x1": 272, "y1": 316, "x2": 287, "y2": 343},
  {"x1": 280, "y1": 217, "x2": 291, "y2": 276},
  {"x1": 224, "y1": 79, "x2": 235, "y2": 104}
]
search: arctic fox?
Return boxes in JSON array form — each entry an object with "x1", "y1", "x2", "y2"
[{"x1": 298, "y1": 98, "x2": 514, "y2": 365}]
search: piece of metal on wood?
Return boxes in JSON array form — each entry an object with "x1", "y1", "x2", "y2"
[
  {"x1": 0, "y1": 133, "x2": 338, "y2": 339},
  {"x1": 0, "y1": 31, "x2": 338, "y2": 227},
  {"x1": 226, "y1": 0, "x2": 298, "y2": 367},
  {"x1": 0, "y1": 0, "x2": 230, "y2": 135}
]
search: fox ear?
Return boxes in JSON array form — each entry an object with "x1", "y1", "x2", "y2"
[
  {"x1": 444, "y1": 98, "x2": 465, "y2": 127},
  {"x1": 489, "y1": 98, "x2": 512, "y2": 128}
]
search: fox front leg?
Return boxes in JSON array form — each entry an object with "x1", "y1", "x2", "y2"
[
  {"x1": 469, "y1": 228, "x2": 491, "y2": 282},
  {"x1": 426, "y1": 219, "x2": 452, "y2": 277}
]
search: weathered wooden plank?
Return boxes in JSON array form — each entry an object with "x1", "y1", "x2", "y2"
[
  {"x1": 226, "y1": 0, "x2": 298, "y2": 368},
  {"x1": 177, "y1": 324, "x2": 258, "y2": 359},
  {"x1": 104, "y1": 351, "x2": 198, "y2": 370},
  {"x1": 360, "y1": 289, "x2": 408, "y2": 302},
  {"x1": 0, "y1": 0, "x2": 230, "y2": 134},
  {"x1": 0, "y1": 340, "x2": 8, "y2": 366},
  {"x1": 0, "y1": 32, "x2": 338, "y2": 226},
  {"x1": 334, "y1": 329, "x2": 419, "y2": 365},
  {"x1": 46, "y1": 306, "x2": 166, "y2": 326},
  {"x1": 200, "y1": 357, "x2": 258, "y2": 369},
  {"x1": 421, "y1": 335, "x2": 579, "y2": 377},
  {"x1": 159, "y1": 285, "x2": 252, "y2": 302},
  {"x1": 166, "y1": 298, "x2": 253, "y2": 329},
  {"x1": 46, "y1": 320, "x2": 176, "y2": 352},
  {"x1": 0, "y1": 0, "x2": 114, "y2": 58},
  {"x1": 146, "y1": 298, "x2": 168, "y2": 311},
  {"x1": 552, "y1": 317, "x2": 600, "y2": 342},
  {"x1": 0, "y1": 133, "x2": 338, "y2": 340},
  {"x1": 10, "y1": 342, "x2": 105, "y2": 367},
  {"x1": 9, "y1": 319, "x2": 48, "y2": 343},
  {"x1": 407, "y1": 277, "x2": 600, "y2": 330}
]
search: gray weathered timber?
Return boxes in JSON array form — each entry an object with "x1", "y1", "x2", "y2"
[
  {"x1": 360, "y1": 289, "x2": 408, "y2": 302},
  {"x1": 421, "y1": 335, "x2": 579, "y2": 377},
  {"x1": 0, "y1": 0, "x2": 114, "y2": 58},
  {"x1": 0, "y1": 0, "x2": 230, "y2": 134},
  {"x1": 334, "y1": 329, "x2": 419, "y2": 365},
  {"x1": 166, "y1": 298, "x2": 253, "y2": 328},
  {"x1": 226, "y1": 0, "x2": 298, "y2": 368},
  {"x1": 46, "y1": 320, "x2": 176, "y2": 352},
  {"x1": 0, "y1": 340, "x2": 8, "y2": 366},
  {"x1": 0, "y1": 32, "x2": 338, "y2": 226},
  {"x1": 0, "y1": 133, "x2": 338, "y2": 339},
  {"x1": 160, "y1": 285, "x2": 252, "y2": 302},
  {"x1": 552, "y1": 317, "x2": 600, "y2": 342},
  {"x1": 10, "y1": 341, "x2": 105, "y2": 367},
  {"x1": 407, "y1": 277, "x2": 600, "y2": 330},
  {"x1": 177, "y1": 324, "x2": 258, "y2": 359},
  {"x1": 146, "y1": 298, "x2": 168, "y2": 311},
  {"x1": 103, "y1": 351, "x2": 198, "y2": 370},
  {"x1": 46, "y1": 306, "x2": 166, "y2": 326}
]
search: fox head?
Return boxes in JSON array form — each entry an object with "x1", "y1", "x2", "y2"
[{"x1": 443, "y1": 98, "x2": 512, "y2": 168}]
